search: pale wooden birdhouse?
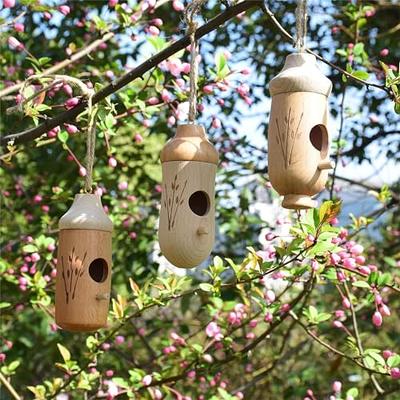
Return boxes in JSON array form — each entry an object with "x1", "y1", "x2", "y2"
[
  {"x1": 268, "y1": 53, "x2": 334, "y2": 209},
  {"x1": 159, "y1": 124, "x2": 218, "y2": 268},
  {"x1": 55, "y1": 194, "x2": 113, "y2": 331}
]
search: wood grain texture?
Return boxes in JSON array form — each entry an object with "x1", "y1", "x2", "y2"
[
  {"x1": 159, "y1": 161, "x2": 216, "y2": 268},
  {"x1": 268, "y1": 53, "x2": 333, "y2": 210},
  {"x1": 56, "y1": 229, "x2": 112, "y2": 332}
]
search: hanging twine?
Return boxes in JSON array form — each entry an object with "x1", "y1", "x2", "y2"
[
  {"x1": 184, "y1": 0, "x2": 206, "y2": 123},
  {"x1": 84, "y1": 98, "x2": 98, "y2": 193},
  {"x1": 295, "y1": 0, "x2": 308, "y2": 52}
]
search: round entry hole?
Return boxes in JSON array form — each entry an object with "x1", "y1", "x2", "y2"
[
  {"x1": 89, "y1": 258, "x2": 108, "y2": 283},
  {"x1": 189, "y1": 191, "x2": 210, "y2": 216},
  {"x1": 309, "y1": 124, "x2": 328, "y2": 156}
]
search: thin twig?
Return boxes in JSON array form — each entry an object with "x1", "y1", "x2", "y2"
[{"x1": 0, "y1": 372, "x2": 21, "y2": 400}]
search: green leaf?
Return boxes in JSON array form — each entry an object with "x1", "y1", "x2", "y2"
[
  {"x1": 352, "y1": 70, "x2": 370, "y2": 80},
  {"x1": 57, "y1": 130, "x2": 69, "y2": 144},
  {"x1": 336, "y1": 49, "x2": 348, "y2": 57},
  {"x1": 199, "y1": 283, "x2": 213, "y2": 292},
  {"x1": 353, "y1": 43, "x2": 364, "y2": 56},
  {"x1": 0, "y1": 302, "x2": 11, "y2": 309},
  {"x1": 352, "y1": 281, "x2": 370, "y2": 288},
  {"x1": 316, "y1": 313, "x2": 332, "y2": 322},
  {"x1": 57, "y1": 343, "x2": 71, "y2": 363},
  {"x1": 105, "y1": 114, "x2": 116, "y2": 129},
  {"x1": 346, "y1": 387, "x2": 359, "y2": 398},
  {"x1": 388, "y1": 354, "x2": 400, "y2": 368},
  {"x1": 22, "y1": 244, "x2": 38, "y2": 253}
]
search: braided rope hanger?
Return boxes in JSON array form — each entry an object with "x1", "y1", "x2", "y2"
[
  {"x1": 295, "y1": 0, "x2": 308, "y2": 52},
  {"x1": 184, "y1": 0, "x2": 207, "y2": 123}
]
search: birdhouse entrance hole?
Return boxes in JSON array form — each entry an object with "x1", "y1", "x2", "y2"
[
  {"x1": 189, "y1": 191, "x2": 210, "y2": 216},
  {"x1": 88, "y1": 258, "x2": 108, "y2": 283},
  {"x1": 309, "y1": 124, "x2": 328, "y2": 158}
]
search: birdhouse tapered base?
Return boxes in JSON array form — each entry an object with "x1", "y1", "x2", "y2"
[
  {"x1": 55, "y1": 229, "x2": 112, "y2": 332},
  {"x1": 282, "y1": 194, "x2": 317, "y2": 210}
]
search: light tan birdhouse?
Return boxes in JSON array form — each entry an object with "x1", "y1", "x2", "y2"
[
  {"x1": 55, "y1": 194, "x2": 113, "y2": 331},
  {"x1": 268, "y1": 53, "x2": 334, "y2": 209},
  {"x1": 159, "y1": 124, "x2": 218, "y2": 268}
]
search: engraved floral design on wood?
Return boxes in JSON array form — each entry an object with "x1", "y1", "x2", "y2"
[
  {"x1": 61, "y1": 247, "x2": 87, "y2": 304},
  {"x1": 275, "y1": 107, "x2": 304, "y2": 169},
  {"x1": 163, "y1": 173, "x2": 187, "y2": 231}
]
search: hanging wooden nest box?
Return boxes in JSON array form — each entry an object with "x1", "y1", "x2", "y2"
[
  {"x1": 159, "y1": 124, "x2": 218, "y2": 268},
  {"x1": 55, "y1": 194, "x2": 113, "y2": 331},
  {"x1": 268, "y1": 53, "x2": 334, "y2": 209}
]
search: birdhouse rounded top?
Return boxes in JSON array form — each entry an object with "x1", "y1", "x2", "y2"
[
  {"x1": 59, "y1": 194, "x2": 113, "y2": 232},
  {"x1": 160, "y1": 124, "x2": 219, "y2": 165},
  {"x1": 269, "y1": 53, "x2": 332, "y2": 97}
]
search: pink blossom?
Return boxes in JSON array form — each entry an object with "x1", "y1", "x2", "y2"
[
  {"x1": 350, "y1": 244, "x2": 363, "y2": 256},
  {"x1": 59, "y1": 5, "x2": 71, "y2": 16},
  {"x1": 0, "y1": 353, "x2": 6, "y2": 363},
  {"x1": 105, "y1": 370, "x2": 114, "y2": 377},
  {"x1": 172, "y1": 0, "x2": 184, "y2": 12},
  {"x1": 8, "y1": 36, "x2": 24, "y2": 51},
  {"x1": 167, "y1": 59, "x2": 183, "y2": 77},
  {"x1": 205, "y1": 322, "x2": 223, "y2": 341},
  {"x1": 280, "y1": 303, "x2": 290, "y2": 314},
  {"x1": 102, "y1": 342, "x2": 111, "y2": 351},
  {"x1": 372, "y1": 311, "x2": 383, "y2": 327},
  {"x1": 152, "y1": 18, "x2": 163, "y2": 27},
  {"x1": 129, "y1": 232, "x2": 137, "y2": 240},
  {"x1": 3, "y1": 0, "x2": 15, "y2": 8},
  {"x1": 249, "y1": 319, "x2": 258, "y2": 328},
  {"x1": 335, "y1": 309, "x2": 345, "y2": 318},
  {"x1": 187, "y1": 370, "x2": 196, "y2": 379},
  {"x1": 31, "y1": 252, "x2": 40, "y2": 262},
  {"x1": 355, "y1": 255, "x2": 365, "y2": 265},
  {"x1": 135, "y1": 133, "x2": 143, "y2": 143},
  {"x1": 343, "y1": 258, "x2": 356, "y2": 269},
  {"x1": 236, "y1": 83, "x2": 249, "y2": 97},
  {"x1": 14, "y1": 22, "x2": 24, "y2": 32},
  {"x1": 108, "y1": 0, "x2": 118, "y2": 7},
  {"x1": 390, "y1": 368, "x2": 400, "y2": 380},
  {"x1": 167, "y1": 116, "x2": 176, "y2": 126},
  {"x1": 311, "y1": 259, "x2": 319, "y2": 271},
  {"x1": 33, "y1": 194, "x2": 42, "y2": 203},
  {"x1": 182, "y1": 62, "x2": 191, "y2": 74},
  {"x1": 212, "y1": 118, "x2": 221, "y2": 128}
]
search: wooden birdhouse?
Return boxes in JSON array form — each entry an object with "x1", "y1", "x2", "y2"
[
  {"x1": 268, "y1": 53, "x2": 334, "y2": 209},
  {"x1": 159, "y1": 124, "x2": 218, "y2": 268},
  {"x1": 55, "y1": 194, "x2": 113, "y2": 331}
]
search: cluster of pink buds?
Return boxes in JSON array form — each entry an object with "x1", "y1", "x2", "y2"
[{"x1": 227, "y1": 303, "x2": 248, "y2": 326}]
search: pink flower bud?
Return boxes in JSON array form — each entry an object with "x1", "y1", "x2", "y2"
[
  {"x1": 65, "y1": 97, "x2": 79, "y2": 110},
  {"x1": 31, "y1": 252, "x2": 41, "y2": 262},
  {"x1": 142, "y1": 374, "x2": 152, "y2": 386},
  {"x1": 115, "y1": 335, "x2": 125, "y2": 345},
  {"x1": 265, "y1": 289, "x2": 275, "y2": 304},
  {"x1": 203, "y1": 85, "x2": 214, "y2": 94},
  {"x1": 101, "y1": 342, "x2": 111, "y2": 351},
  {"x1": 152, "y1": 18, "x2": 163, "y2": 27},
  {"x1": 14, "y1": 22, "x2": 24, "y2": 32},
  {"x1": 64, "y1": 123, "x2": 78, "y2": 135},
  {"x1": 129, "y1": 232, "x2": 137, "y2": 240},
  {"x1": 249, "y1": 319, "x2": 258, "y2": 328},
  {"x1": 3, "y1": 0, "x2": 15, "y2": 8},
  {"x1": 342, "y1": 297, "x2": 351, "y2": 309},
  {"x1": 380, "y1": 48, "x2": 389, "y2": 57},
  {"x1": 330, "y1": 253, "x2": 341, "y2": 266},
  {"x1": 108, "y1": 157, "x2": 117, "y2": 168},
  {"x1": 333, "y1": 320, "x2": 343, "y2": 329},
  {"x1": 390, "y1": 368, "x2": 400, "y2": 380},
  {"x1": 380, "y1": 304, "x2": 391, "y2": 317},
  {"x1": 105, "y1": 370, "x2": 114, "y2": 377},
  {"x1": 8, "y1": 36, "x2": 24, "y2": 51},
  {"x1": 79, "y1": 167, "x2": 87, "y2": 177},
  {"x1": 59, "y1": 5, "x2": 71, "y2": 16},
  {"x1": 335, "y1": 309, "x2": 345, "y2": 318},
  {"x1": 383, "y1": 350, "x2": 393, "y2": 359},
  {"x1": 240, "y1": 67, "x2": 251, "y2": 75},
  {"x1": 265, "y1": 232, "x2": 275, "y2": 241},
  {"x1": 212, "y1": 117, "x2": 221, "y2": 129},
  {"x1": 134, "y1": 133, "x2": 143, "y2": 143},
  {"x1": 108, "y1": 0, "x2": 118, "y2": 7},
  {"x1": 355, "y1": 255, "x2": 365, "y2": 265},
  {"x1": 148, "y1": 97, "x2": 159, "y2": 105},
  {"x1": 350, "y1": 244, "x2": 363, "y2": 256},
  {"x1": 161, "y1": 89, "x2": 172, "y2": 102},
  {"x1": 332, "y1": 381, "x2": 342, "y2": 393},
  {"x1": 372, "y1": 311, "x2": 383, "y2": 327},
  {"x1": 172, "y1": 0, "x2": 184, "y2": 12},
  {"x1": 63, "y1": 84, "x2": 73, "y2": 97},
  {"x1": 0, "y1": 353, "x2": 6, "y2": 363},
  {"x1": 343, "y1": 258, "x2": 356, "y2": 269},
  {"x1": 148, "y1": 25, "x2": 160, "y2": 36},
  {"x1": 118, "y1": 181, "x2": 128, "y2": 191}
]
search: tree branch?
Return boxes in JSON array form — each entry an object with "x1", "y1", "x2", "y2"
[{"x1": 0, "y1": 0, "x2": 262, "y2": 146}]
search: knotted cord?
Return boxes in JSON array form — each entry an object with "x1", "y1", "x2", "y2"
[
  {"x1": 84, "y1": 98, "x2": 98, "y2": 193},
  {"x1": 295, "y1": 0, "x2": 308, "y2": 52},
  {"x1": 184, "y1": 0, "x2": 206, "y2": 123}
]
